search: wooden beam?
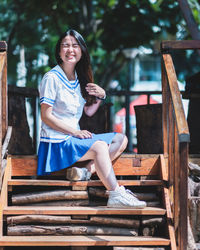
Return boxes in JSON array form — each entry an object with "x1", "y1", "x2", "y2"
[
  {"x1": 161, "y1": 40, "x2": 200, "y2": 51},
  {"x1": 8, "y1": 179, "x2": 164, "y2": 187},
  {"x1": 179, "y1": 142, "x2": 188, "y2": 250},
  {"x1": 161, "y1": 60, "x2": 169, "y2": 156},
  {"x1": 3, "y1": 206, "x2": 166, "y2": 216},
  {"x1": 159, "y1": 154, "x2": 168, "y2": 181},
  {"x1": 10, "y1": 154, "x2": 160, "y2": 177},
  {"x1": 162, "y1": 54, "x2": 190, "y2": 142},
  {"x1": 0, "y1": 158, "x2": 11, "y2": 237},
  {"x1": 163, "y1": 187, "x2": 177, "y2": 250},
  {"x1": 1, "y1": 51, "x2": 7, "y2": 140},
  {"x1": 0, "y1": 235, "x2": 170, "y2": 246}
]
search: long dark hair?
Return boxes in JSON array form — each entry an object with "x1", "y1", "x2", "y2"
[{"x1": 55, "y1": 29, "x2": 96, "y2": 106}]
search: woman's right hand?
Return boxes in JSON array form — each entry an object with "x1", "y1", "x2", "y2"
[{"x1": 72, "y1": 130, "x2": 93, "y2": 139}]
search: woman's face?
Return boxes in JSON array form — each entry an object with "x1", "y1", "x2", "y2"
[{"x1": 59, "y1": 35, "x2": 82, "y2": 66}]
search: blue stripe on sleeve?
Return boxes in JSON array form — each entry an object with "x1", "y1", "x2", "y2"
[{"x1": 40, "y1": 97, "x2": 55, "y2": 105}]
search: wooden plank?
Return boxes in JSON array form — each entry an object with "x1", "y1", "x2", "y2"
[
  {"x1": 161, "y1": 60, "x2": 169, "y2": 156},
  {"x1": 8, "y1": 84, "x2": 39, "y2": 98},
  {"x1": 163, "y1": 187, "x2": 177, "y2": 250},
  {"x1": 159, "y1": 155, "x2": 168, "y2": 181},
  {"x1": 174, "y1": 122, "x2": 180, "y2": 232},
  {"x1": 7, "y1": 179, "x2": 164, "y2": 187},
  {"x1": 179, "y1": 142, "x2": 188, "y2": 250},
  {"x1": 162, "y1": 54, "x2": 190, "y2": 142},
  {"x1": 10, "y1": 155, "x2": 37, "y2": 176},
  {"x1": 168, "y1": 96, "x2": 174, "y2": 188},
  {"x1": 10, "y1": 154, "x2": 160, "y2": 177},
  {"x1": 0, "y1": 158, "x2": 11, "y2": 237},
  {"x1": 1, "y1": 51, "x2": 7, "y2": 140},
  {"x1": 0, "y1": 52, "x2": 6, "y2": 185},
  {"x1": 3, "y1": 206, "x2": 166, "y2": 216},
  {"x1": 7, "y1": 225, "x2": 138, "y2": 236},
  {"x1": 161, "y1": 40, "x2": 200, "y2": 51},
  {"x1": 113, "y1": 155, "x2": 160, "y2": 176},
  {"x1": 0, "y1": 235, "x2": 170, "y2": 246}
]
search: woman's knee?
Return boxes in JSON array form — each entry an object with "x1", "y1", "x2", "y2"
[
  {"x1": 122, "y1": 134, "x2": 128, "y2": 148},
  {"x1": 91, "y1": 140, "x2": 109, "y2": 155},
  {"x1": 114, "y1": 133, "x2": 128, "y2": 149}
]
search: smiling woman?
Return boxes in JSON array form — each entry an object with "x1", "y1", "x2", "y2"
[{"x1": 37, "y1": 29, "x2": 146, "y2": 208}]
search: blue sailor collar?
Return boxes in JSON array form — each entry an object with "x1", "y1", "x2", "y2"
[{"x1": 50, "y1": 65, "x2": 79, "y2": 92}]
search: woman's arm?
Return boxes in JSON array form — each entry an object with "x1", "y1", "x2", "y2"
[
  {"x1": 84, "y1": 83, "x2": 106, "y2": 117},
  {"x1": 41, "y1": 104, "x2": 92, "y2": 139}
]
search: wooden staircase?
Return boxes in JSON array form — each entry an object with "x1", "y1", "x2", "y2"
[
  {"x1": 0, "y1": 154, "x2": 173, "y2": 249},
  {"x1": 1, "y1": 40, "x2": 199, "y2": 249}
]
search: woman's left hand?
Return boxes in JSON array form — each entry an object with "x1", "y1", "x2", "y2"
[{"x1": 85, "y1": 83, "x2": 105, "y2": 99}]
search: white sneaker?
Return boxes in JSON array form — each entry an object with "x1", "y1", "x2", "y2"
[
  {"x1": 66, "y1": 167, "x2": 92, "y2": 181},
  {"x1": 107, "y1": 186, "x2": 147, "y2": 208}
]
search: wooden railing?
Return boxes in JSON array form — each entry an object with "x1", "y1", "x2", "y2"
[
  {"x1": 0, "y1": 41, "x2": 8, "y2": 187},
  {"x1": 160, "y1": 40, "x2": 200, "y2": 250}
]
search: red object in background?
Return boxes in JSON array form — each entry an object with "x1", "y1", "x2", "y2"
[
  {"x1": 116, "y1": 95, "x2": 158, "y2": 117},
  {"x1": 113, "y1": 123, "x2": 123, "y2": 133}
]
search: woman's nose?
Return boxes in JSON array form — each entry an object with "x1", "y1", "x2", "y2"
[{"x1": 67, "y1": 46, "x2": 74, "y2": 52}]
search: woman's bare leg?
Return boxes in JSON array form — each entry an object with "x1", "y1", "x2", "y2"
[
  {"x1": 73, "y1": 138, "x2": 146, "y2": 208},
  {"x1": 85, "y1": 133, "x2": 128, "y2": 174},
  {"x1": 78, "y1": 140, "x2": 119, "y2": 191},
  {"x1": 109, "y1": 133, "x2": 128, "y2": 160}
]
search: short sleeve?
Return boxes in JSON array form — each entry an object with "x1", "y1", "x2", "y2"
[{"x1": 39, "y1": 73, "x2": 57, "y2": 106}]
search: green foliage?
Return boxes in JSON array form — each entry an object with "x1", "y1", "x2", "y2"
[{"x1": 0, "y1": 0, "x2": 187, "y2": 89}]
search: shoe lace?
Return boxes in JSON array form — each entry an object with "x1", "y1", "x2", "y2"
[{"x1": 125, "y1": 188, "x2": 138, "y2": 198}]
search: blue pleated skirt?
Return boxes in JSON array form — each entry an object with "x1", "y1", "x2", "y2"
[{"x1": 37, "y1": 132, "x2": 116, "y2": 176}]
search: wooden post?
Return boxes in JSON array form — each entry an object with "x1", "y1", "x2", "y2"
[
  {"x1": 179, "y1": 142, "x2": 188, "y2": 250},
  {"x1": 0, "y1": 41, "x2": 7, "y2": 188},
  {"x1": 161, "y1": 59, "x2": 168, "y2": 156}
]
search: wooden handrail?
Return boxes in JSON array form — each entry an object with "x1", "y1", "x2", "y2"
[
  {"x1": 160, "y1": 40, "x2": 197, "y2": 250},
  {"x1": 162, "y1": 54, "x2": 190, "y2": 142},
  {"x1": 161, "y1": 40, "x2": 200, "y2": 51}
]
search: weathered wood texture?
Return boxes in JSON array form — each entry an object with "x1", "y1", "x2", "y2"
[
  {"x1": 12, "y1": 190, "x2": 89, "y2": 205},
  {"x1": 7, "y1": 225, "x2": 138, "y2": 236},
  {"x1": 0, "y1": 48, "x2": 8, "y2": 189},
  {"x1": 9, "y1": 154, "x2": 160, "y2": 177},
  {"x1": 162, "y1": 54, "x2": 189, "y2": 142},
  {"x1": 135, "y1": 104, "x2": 163, "y2": 154},
  {"x1": 8, "y1": 86, "x2": 34, "y2": 155},
  {"x1": 7, "y1": 215, "x2": 140, "y2": 228},
  {"x1": 161, "y1": 47, "x2": 190, "y2": 250},
  {"x1": 161, "y1": 40, "x2": 200, "y2": 51},
  {"x1": 0, "y1": 235, "x2": 170, "y2": 246}
]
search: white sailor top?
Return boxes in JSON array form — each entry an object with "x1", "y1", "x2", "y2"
[{"x1": 39, "y1": 65, "x2": 86, "y2": 143}]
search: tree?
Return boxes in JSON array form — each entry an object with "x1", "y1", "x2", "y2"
[
  {"x1": 177, "y1": 0, "x2": 200, "y2": 40},
  {"x1": 0, "y1": 0, "x2": 183, "y2": 89}
]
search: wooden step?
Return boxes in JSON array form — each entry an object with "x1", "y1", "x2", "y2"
[
  {"x1": 3, "y1": 206, "x2": 166, "y2": 215},
  {"x1": 9, "y1": 154, "x2": 161, "y2": 177},
  {"x1": 8, "y1": 179, "x2": 164, "y2": 187},
  {"x1": 0, "y1": 235, "x2": 170, "y2": 246}
]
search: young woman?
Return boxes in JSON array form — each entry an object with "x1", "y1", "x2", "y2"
[{"x1": 37, "y1": 29, "x2": 146, "y2": 208}]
